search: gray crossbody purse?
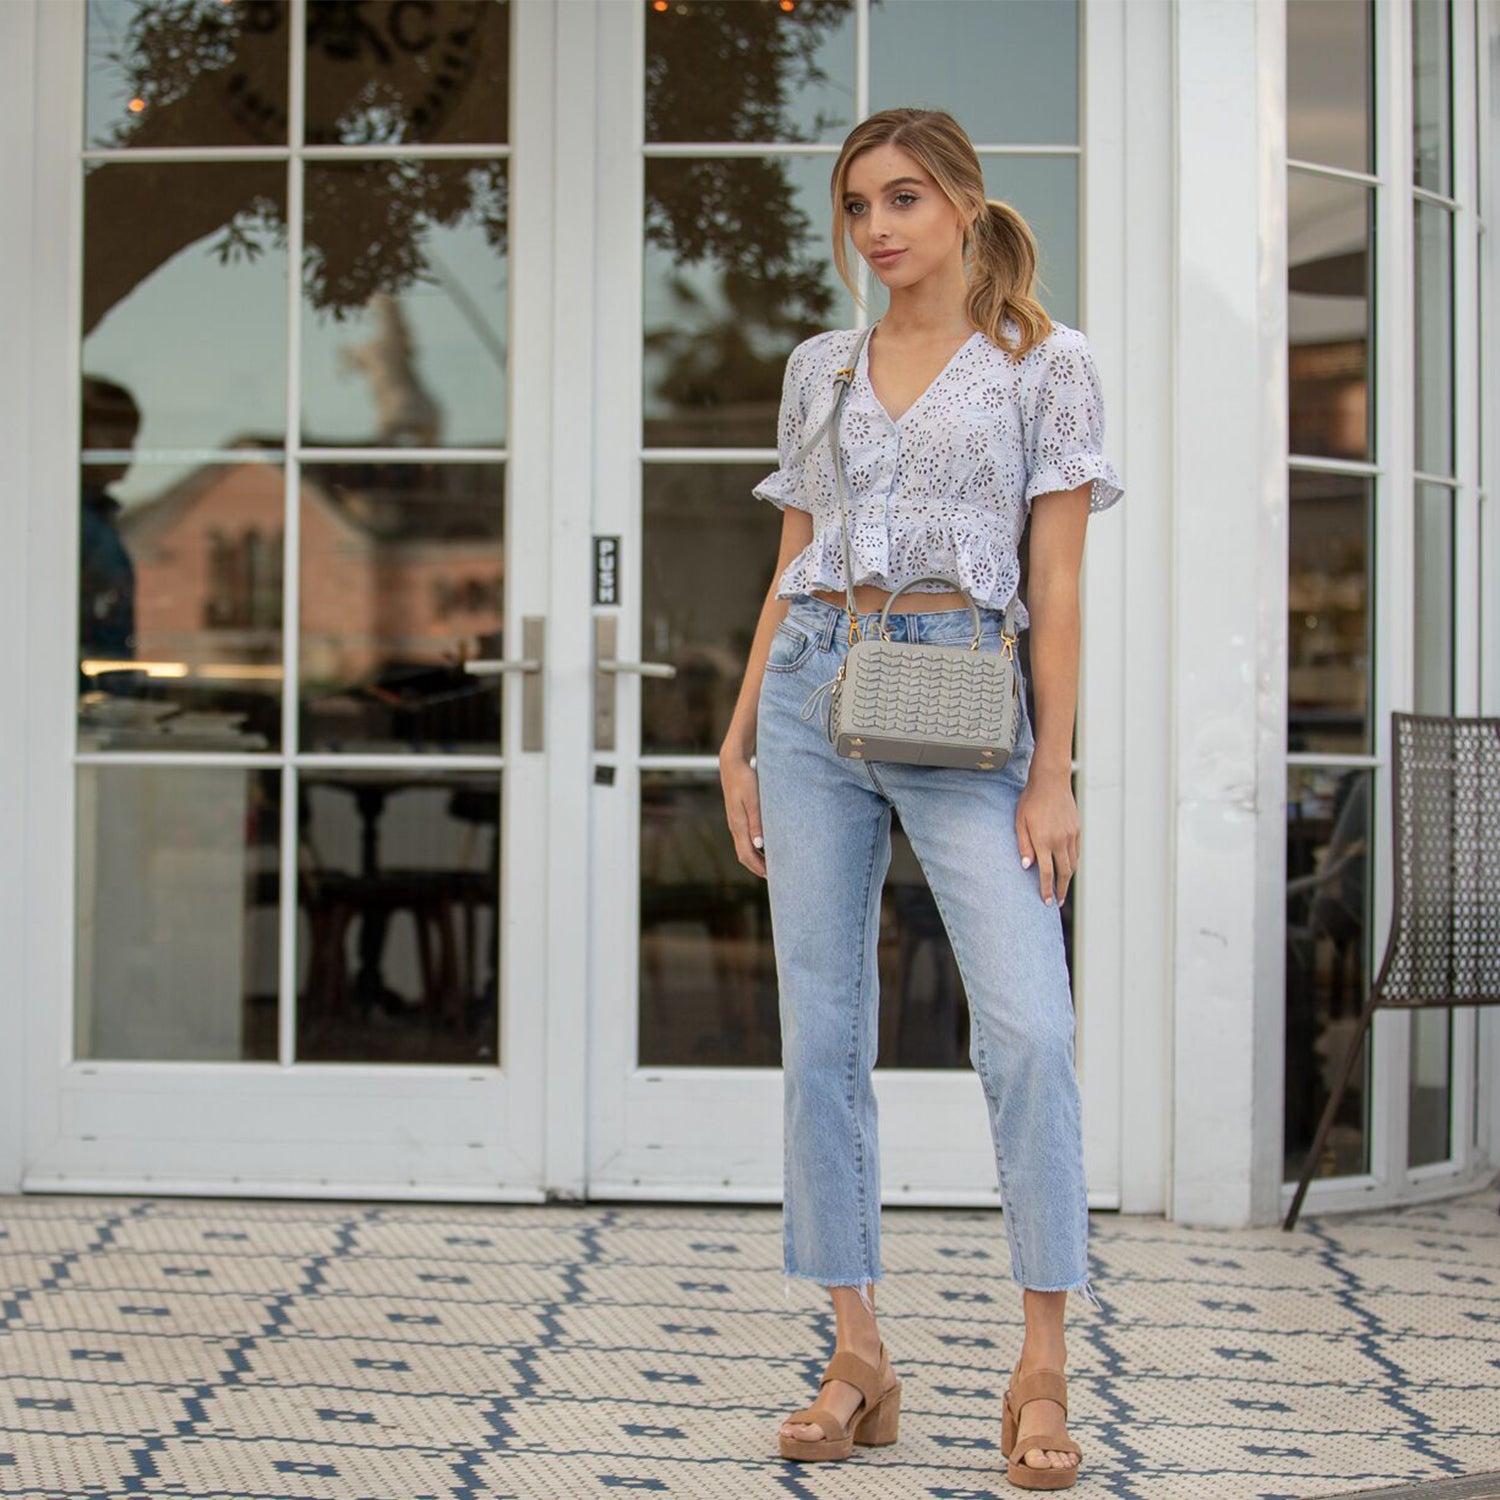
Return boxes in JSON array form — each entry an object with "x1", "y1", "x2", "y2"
[{"x1": 788, "y1": 325, "x2": 1022, "y2": 771}]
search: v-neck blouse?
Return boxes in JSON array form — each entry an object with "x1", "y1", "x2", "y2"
[{"x1": 752, "y1": 317, "x2": 1123, "y2": 628}]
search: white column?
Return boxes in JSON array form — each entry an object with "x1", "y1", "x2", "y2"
[
  {"x1": 0, "y1": 0, "x2": 39, "y2": 1192},
  {"x1": 1169, "y1": 0, "x2": 1289, "y2": 1226}
]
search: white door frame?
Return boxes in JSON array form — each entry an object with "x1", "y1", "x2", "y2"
[
  {"x1": 584, "y1": 0, "x2": 1132, "y2": 1207},
  {"x1": 17, "y1": 0, "x2": 565, "y2": 1200}
]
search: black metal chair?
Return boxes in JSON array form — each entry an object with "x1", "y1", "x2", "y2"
[{"x1": 1284, "y1": 712, "x2": 1500, "y2": 1230}]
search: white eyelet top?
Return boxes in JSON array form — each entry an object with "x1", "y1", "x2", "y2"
[{"x1": 752, "y1": 317, "x2": 1124, "y2": 629}]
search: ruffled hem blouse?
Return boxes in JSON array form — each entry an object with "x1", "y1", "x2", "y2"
[{"x1": 752, "y1": 317, "x2": 1123, "y2": 629}]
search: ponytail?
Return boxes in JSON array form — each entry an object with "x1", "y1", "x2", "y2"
[{"x1": 966, "y1": 198, "x2": 1052, "y2": 359}]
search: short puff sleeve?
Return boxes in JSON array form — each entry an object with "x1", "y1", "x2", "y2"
[
  {"x1": 1020, "y1": 326, "x2": 1124, "y2": 513},
  {"x1": 751, "y1": 338, "x2": 817, "y2": 512}
]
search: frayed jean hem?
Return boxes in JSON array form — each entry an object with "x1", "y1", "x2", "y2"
[
  {"x1": 783, "y1": 1266, "x2": 883, "y2": 1313},
  {"x1": 1021, "y1": 1276, "x2": 1102, "y2": 1313}
]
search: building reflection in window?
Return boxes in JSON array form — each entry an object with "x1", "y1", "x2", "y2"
[{"x1": 1284, "y1": 765, "x2": 1371, "y2": 1182}]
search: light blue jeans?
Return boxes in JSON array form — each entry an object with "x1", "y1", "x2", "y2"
[{"x1": 756, "y1": 592, "x2": 1096, "y2": 1309}]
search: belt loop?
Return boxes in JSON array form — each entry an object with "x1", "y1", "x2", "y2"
[{"x1": 819, "y1": 606, "x2": 838, "y2": 651}]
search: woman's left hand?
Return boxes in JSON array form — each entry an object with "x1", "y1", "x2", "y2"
[{"x1": 1016, "y1": 764, "x2": 1079, "y2": 906}]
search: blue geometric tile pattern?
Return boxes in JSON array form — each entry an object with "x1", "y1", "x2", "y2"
[{"x1": 0, "y1": 1184, "x2": 1497, "y2": 1497}]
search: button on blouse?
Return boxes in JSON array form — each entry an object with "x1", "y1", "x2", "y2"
[{"x1": 752, "y1": 317, "x2": 1124, "y2": 629}]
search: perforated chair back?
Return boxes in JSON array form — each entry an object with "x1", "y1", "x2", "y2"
[
  {"x1": 1284, "y1": 711, "x2": 1500, "y2": 1230},
  {"x1": 1374, "y1": 712, "x2": 1500, "y2": 1010}
]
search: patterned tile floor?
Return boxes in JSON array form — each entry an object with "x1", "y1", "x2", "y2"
[{"x1": 1, "y1": 1183, "x2": 1498, "y2": 1500}]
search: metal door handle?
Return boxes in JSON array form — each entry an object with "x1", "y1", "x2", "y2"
[
  {"x1": 597, "y1": 659, "x2": 677, "y2": 679},
  {"x1": 461, "y1": 616, "x2": 545, "y2": 751},
  {"x1": 594, "y1": 615, "x2": 677, "y2": 751},
  {"x1": 462, "y1": 657, "x2": 541, "y2": 676}
]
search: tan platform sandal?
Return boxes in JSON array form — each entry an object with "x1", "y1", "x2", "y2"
[
  {"x1": 1000, "y1": 1364, "x2": 1083, "y2": 1490},
  {"x1": 778, "y1": 1343, "x2": 901, "y2": 1462}
]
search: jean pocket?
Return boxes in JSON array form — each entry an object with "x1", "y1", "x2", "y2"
[{"x1": 765, "y1": 619, "x2": 816, "y2": 673}]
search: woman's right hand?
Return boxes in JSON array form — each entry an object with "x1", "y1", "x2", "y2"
[{"x1": 720, "y1": 752, "x2": 766, "y2": 879}]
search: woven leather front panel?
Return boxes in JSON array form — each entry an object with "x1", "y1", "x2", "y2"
[{"x1": 836, "y1": 641, "x2": 1015, "y2": 748}]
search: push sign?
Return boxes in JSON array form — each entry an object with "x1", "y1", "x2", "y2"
[{"x1": 594, "y1": 535, "x2": 620, "y2": 606}]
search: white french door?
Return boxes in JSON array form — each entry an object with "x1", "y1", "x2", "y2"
[
  {"x1": 22, "y1": 0, "x2": 568, "y2": 1198},
  {"x1": 582, "y1": 0, "x2": 1127, "y2": 1206}
]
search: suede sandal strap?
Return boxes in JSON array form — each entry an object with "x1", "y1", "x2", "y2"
[
  {"x1": 787, "y1": 1403, "x2": 850, "y2": 1441},
  {"x1": 1009, "y1": 1367, "x2": 1068, "y2": 1414},
  {"x1": 1013, "y1": 1430, "x2": 1080, "y2": 1459},
  {"x1": 820, "y1": 1350, "x2": 885, "y2": 1411}
]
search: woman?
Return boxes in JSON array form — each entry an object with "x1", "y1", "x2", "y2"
[{"x1": 718, "y1": 108, "x2": 1122, "y2": 1489}]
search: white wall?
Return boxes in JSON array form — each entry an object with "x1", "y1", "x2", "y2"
[{"x1": 1169, "y1": 0, "x2": 1289, "y2": 1227}]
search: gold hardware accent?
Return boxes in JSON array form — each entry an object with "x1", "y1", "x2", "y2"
[
  {"x1": 851, "y1": 737, "x2": 865, "y2": 745},
  {"x1": 834, "y1": 364, "x2": 855, "y2": 380},
  {"x1": 1001, "y1": 631, "x2": 1017, "y2": 660},
  {"x1": 978, "y1": 761, "x2": 995, "y2": 770},
  {"x1": 980, "y1": 748, "x2": 995, "y2": 757},
  {"x1": 850, "y1": 749, "x2": 864, "y2": 758},
  {"x1": 846, "y1": 612, "x2": 861, "y2": 645}
]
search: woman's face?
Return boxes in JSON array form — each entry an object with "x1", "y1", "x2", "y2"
[{"x1": 841, "y1": 143, "x2": 969, "y2": 292}]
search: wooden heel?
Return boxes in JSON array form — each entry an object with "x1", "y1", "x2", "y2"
[{"x1": 854, "y1": 1380, "x2": 901, "y2": 1446}]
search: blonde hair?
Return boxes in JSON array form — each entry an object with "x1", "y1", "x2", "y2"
[{"x1": 829, "y1": 108, "x2": 1052, "y2": 360}]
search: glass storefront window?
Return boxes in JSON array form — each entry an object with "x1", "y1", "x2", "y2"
[
  {"x1": 77, "y1": 453, "x2": 284, "y2": 753},
  {"x1": 644, "y1": 0, "x2": 855, "y2": 145},
  {"x1": 643, "y1": 154, "x2": 848, "y2": 448},
  {"x1": 304, "y1": 0, "x2": 509, "y2": 147},
  {"x1": 1414, "y1": 481, "x2": 1455, "y2": 716},
  {"x1": 1288, "y1": 171, "x2": 1373, "y2": 463},
  {"x1": 1288, "y1": 470, "x2": 1372, "y2": 757},
  {"x1": 1414, "y1": 199, "x2": 1454, "y2": 476},
  {"x1": 82, "y1": 161, "x2": 288, "y2": 454},
  {"x1": 299, "y1": 462, "x2": 505, "y2": 756},
  {"x1": 1284, "y1": 764, "x2": 1371, "y2": 1184},
  {"x1": 642, "y1": 463, "x2": 781, "y2": 756},
  {"x1": 76, "y1": 765, "x2": 280, "y2": 1061},
  {"x1": 1286, "y1": 0, "x2": 1372, "y2": 173},
  {"x1": 1412, "y1": 0, "x2": 1452, "y2": 195},
  {"x1": 297, "y1": 770, "x2": 500, "y2": 1064},
  {"x1": 86, "y1": 0, "x2": 290, "y2": 150},
  {"x1": 870, "y1": 0, "x2": 1078, "y2": 147},
  {"x1": 301, "y1": 160, "x2": 509, "y2": 450}
]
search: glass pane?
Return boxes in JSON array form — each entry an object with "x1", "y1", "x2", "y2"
[
  {"x1": 1414, "y1": 201, "x2": 1454, "y2": 476},
  {"x1": 302, "y1": 160, "x2": 508, "y2": 449},
  {"x1": 300, "y1": 463, "x2": 504, "y2": 755},
  {"x1": 1412, "y1": 0, "x2": 1452, "y2": 193},
  {"x1": 76, "y1": 765, "x2": 279, "y2": 1060},
  {"x1": 638, "y1": 774, "x2": 1076, "y2": 1070},
  {"x1": 872, "y1": 0, "x2": 1078, "y2": 147},
  {"x1": 86, "y1": 0, "x2": 290, "y2": 150},
  {"x1": 644, "y1": 155, "x2": 850, "y2": 447},
  {"x1": 645, "y1": 0, "x2": 855, "y2": 145},
  {"x1": 83, "y1": 162, "x2": 288, "y2": 453},
  {"x1": 1286, "y1": 0, "x2": 1372, "y2": 174},
  {"x1": 305, "y1": 0, "x2": 508, "y2": 146},
  {"x1": 78, "y1": 452, "x2": 282, "y2": 753},
  {"x1": 1284, "y1": 764, "x2": 1371, "y2": 1183},
  {"x1": 1288, "y1": 171, "x2": 1373, "y2": 462},
  {"x1": 297, "y1": 770, "x2": 499, "y2": 1064},
  {"x1": 1288, "y1": 470, "x2": 1372, "y2": 756},
  {"x1": 642, "y1": 464, "x2": 780, "y2": 755},
  {"x1": 981, "y1": 155, "x2": 1079, "y2": 330},
  {"x1": 639, "y1": 773, "x2": 778, "y2": 1066},
  {"x1": 1408, "y1": 1009, "x2": 1453, "y2": 1167},
  {"x1": 1414, "y1": 481, "x2": 1455, "y2": 715}
]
